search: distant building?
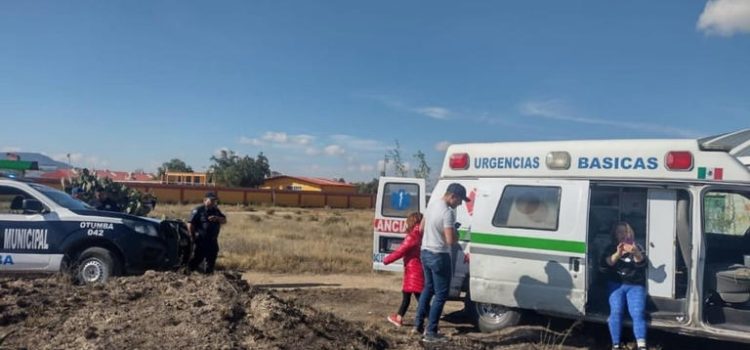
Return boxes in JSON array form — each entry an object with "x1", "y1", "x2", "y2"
[
  {"x1": 40, "y1": 169, "x2": 157, "y2": 182},
  {"x1": 162, "y1": 171, "x2": 209, "y2": 186},
  {"x1": 261, "y1": 176, "x2": 356, "y2": 194}
]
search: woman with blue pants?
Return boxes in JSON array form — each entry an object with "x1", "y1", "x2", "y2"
[{"x1": 600, "y1": 222, "x2": 648, "y2": 350}]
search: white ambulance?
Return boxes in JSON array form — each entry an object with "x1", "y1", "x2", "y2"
[{"x1": 373, "y1": 129, "x2": 750, "y2": 343}]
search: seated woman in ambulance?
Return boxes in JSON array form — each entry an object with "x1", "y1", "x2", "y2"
[{"x1": 600, "y1": 221, "x2": 648, "y2": 350}]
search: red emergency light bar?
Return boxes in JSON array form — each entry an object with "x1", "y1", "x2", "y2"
[
  {"x1": 449, "y1": 153, "x2": 470, "y2": 170},
  {"x1": 665, "y1": 151, "x2": 693, "y2": 171}
]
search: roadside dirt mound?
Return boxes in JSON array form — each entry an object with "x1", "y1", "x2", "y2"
[{"x1": 0, "y1": 272, "x2": 388, "y2": 350}]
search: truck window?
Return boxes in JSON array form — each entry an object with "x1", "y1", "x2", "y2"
[
  {"x1": 493, "y1": 185, "x2": 561, "y2": 231},
  {"x1": 0, "y1": 185, "x2": 35, "y2": 215},
  {"x1": 381, "y1": 183, "x2": 420, "y2": 218},
  {"x1": 704, "y1": 191, "x2": 750, "y2": 236}
]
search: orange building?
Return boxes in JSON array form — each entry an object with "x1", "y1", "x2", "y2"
[
  {"x1": 162, "y1": 171, "x2": 209, "y2": 185},
  {"x1": 261, "y1": 176, "x2": 356, "y2": 194}
]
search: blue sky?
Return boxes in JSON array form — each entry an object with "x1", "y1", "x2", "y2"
[{"x1": 1, "y1": 0, "x2": 749, "y2": 181}]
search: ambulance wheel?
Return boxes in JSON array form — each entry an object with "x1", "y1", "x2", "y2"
[
  {"x1": 474, "y1": 302, "x2": 521, "y2": 333},
  {"x1": 75, "y1": 247, "x2": 119, "y2": 285}
]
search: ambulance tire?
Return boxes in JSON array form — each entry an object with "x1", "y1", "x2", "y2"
[
  {"x1": 75, "y1": 247, "x2": 120, "y2": 285},
  {"x1": 474, "y1": 302, "x2": 521, "y2": 333}
]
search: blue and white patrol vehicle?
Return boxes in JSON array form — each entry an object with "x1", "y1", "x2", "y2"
[
  {"x1": 373, "y1": 129, "x2": 750, "y2": 343},
  {"x1": 0, "y1": 177, "x2": 190, "y2": 284}
]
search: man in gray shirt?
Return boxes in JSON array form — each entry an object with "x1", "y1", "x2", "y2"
[{"x1": 414, "y1": 183, "x2": 470, "y2": 342}]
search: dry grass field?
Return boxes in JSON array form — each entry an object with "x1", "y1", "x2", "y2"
[{"x1": 151, "y1": 204, "x2": 375, "y2": 274}]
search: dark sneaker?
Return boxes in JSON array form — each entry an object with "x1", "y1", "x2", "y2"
[{"x1": 422, "y1": 333, "x2": 448, "y2": 343}]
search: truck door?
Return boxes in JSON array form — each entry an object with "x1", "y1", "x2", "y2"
[
  {"x1": 470, "y1": 179, "x2": 590, "y2": 315},
  {"x1": 372, "y1": 177, "x2": 426, "y2": 272},
  {"x1": 0, "y1": 184, "x2": 57, "y2": 272}
]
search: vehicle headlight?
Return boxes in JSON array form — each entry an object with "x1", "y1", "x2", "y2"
[{"x1": 123, "y1": 219, "x2": 159, "y2": 237}]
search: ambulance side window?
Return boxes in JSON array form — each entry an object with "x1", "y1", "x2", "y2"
[
  {"x1": 0, "y1": 185, "x2": 34, "y2": 215},
  {"x1": 493, "y1": 185, "x2": 561, "y2": 231},
  {"x1": 381, "y1": 183, "x2": 420, "y2": 218},
  {"x1": 704, "y1": 191, "x2": 750, "y2": 237}
]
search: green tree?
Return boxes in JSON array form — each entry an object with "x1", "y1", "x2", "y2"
[
  {"x1": 353, "y1": 178, "x2": 379, "y2": 194},
  {"x1": 412, "y1": 150, "x2": 431, "y2": 180},
  {"x1": 387, "y1": 140, "x2": 407, "y2": 177},
  {"x1": 157, "y1": 158, "x2": 193, "y2": 178},
  {"x1": 209, "y1": 150, "x2": 271, "y2": 188},
  {"x1": 62, "y1": 169, "x2": 156, "y2": 216}
]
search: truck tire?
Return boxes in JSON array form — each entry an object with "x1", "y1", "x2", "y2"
[
  {"x1": 75, "y1": 247, "x2": 119, "y2": 285},
  {"x1": 474, "y1": 302, "x2": 521, "y2": 333}
]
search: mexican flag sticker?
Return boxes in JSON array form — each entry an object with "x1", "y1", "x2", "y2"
[{"x1": 698, "y1": 167, "x2": 723, "y2": 180}]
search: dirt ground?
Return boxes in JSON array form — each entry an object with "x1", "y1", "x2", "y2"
[
  {"x1": 0, "y1": 272, "x2": 388, "y2": 350},
  {"x1": 247, "y1": 272, "x2": 750, "y2": 350},
  {"x1": 1, "y1": 271, "x2": 748, "y2": 350}
]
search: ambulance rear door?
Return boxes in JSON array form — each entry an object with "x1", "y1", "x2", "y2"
[
  {"x1": 372, "y1": 177, "x2": 426, "y2": 272},
  {"x1": 470, "y1": 178, "x2": 590, "y2": 316}
]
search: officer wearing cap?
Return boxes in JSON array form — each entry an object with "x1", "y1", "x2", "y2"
[
  {"x1": 188, "y1": 192, "x2": 227, "y2": 274},
  {"x1": 414, "y1": 183, "x2": 470, "y2": 342}
]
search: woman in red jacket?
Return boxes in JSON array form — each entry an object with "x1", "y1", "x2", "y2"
[{"x1": 384, "y1": 212, "x2": 424, "y2": 327}]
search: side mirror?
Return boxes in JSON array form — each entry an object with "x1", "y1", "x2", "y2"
[{"x1": 22, "y1": 199, "x2": 45, "y2": 214}]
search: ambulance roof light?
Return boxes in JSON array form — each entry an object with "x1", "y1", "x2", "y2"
[
  {"x1": 665, "y1": 151, "x2": 693, "y2": 171},
  {"x1": 546, "y1": 151, "x2": 571, "y2": 170},
  {"x1": 449, "y1": 153, "x2": 470, "y2": 170}
]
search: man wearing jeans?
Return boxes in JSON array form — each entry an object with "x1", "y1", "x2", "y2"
[{"x1": 414, "y1": 183, "x2": 470, "y2": 343}]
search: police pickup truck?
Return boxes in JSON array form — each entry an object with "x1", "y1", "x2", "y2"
[{"x1": 0, "y1": 177, "x2": 190, "y2": 284}]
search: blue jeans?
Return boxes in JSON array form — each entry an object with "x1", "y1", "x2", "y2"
[
  {"x1": 414, "y1": 250, "x2": 452, "y2": 335},
  {"x1": 607, "y1": 282, "x2": 647, "y2": 344}
]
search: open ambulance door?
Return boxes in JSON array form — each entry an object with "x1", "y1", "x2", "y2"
[
  {"x1": 372, "y1": 177, "x2": 426, "y2": 272},
  {"x1": 470, "y1": 179, "x2": 590, "y2": 317}
]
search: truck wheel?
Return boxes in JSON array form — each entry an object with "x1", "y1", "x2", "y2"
[
  {"x1": 474, "y1": 302, "x2": 521, "y2": 333},
  {"x1": 75, "y1": 247, "x2": 119, "y2": 284}
]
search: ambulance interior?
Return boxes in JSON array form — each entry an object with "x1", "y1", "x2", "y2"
[
  {"x1": 586, "y1": 185, "x2": 691, "y2": 321},
  {"x1": 701, "y1": 190, "x2": 750, "y2": 332}
]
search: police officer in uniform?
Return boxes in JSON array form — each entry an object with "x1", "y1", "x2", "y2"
[
  {"x1": 91, "y1": 188, "x2": 120, "y2": 212},
  {"x1": 188, "y1": 192, "x2": 227, "y2": 274}
]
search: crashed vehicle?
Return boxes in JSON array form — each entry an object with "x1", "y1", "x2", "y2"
[{"x1": 0, "y1": 177, "x2": 191, "y2": 284}]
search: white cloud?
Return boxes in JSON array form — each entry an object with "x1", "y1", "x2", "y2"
[
  {"x1": 698, "y1": 0, "x2": 750, "y2": 36},
  {"x1": 359, "y1": 164, "x2": 375, "y2": 173},
  {"x1": 239, "y1": 136, "x2": 264, "y2": 146},
  {"x1": 260, "y1": 131, "x2": 315, "y2": 145},
  {"x1": 435, "y1": 141, "x2": 451, "y2": 152},
  {"x1": 520, "y1": 99, "x2": 701, "y2": 138},
  {"x1": 362, "y1": 95, "x2": 454, "y2": 121},
  {"x1": 241, "y1": 132, "x2": 316, "y2": 147},
  {"x1": 262, "y1": 131, "x2": 289, "y2": 143},
  {"x1": 330, "y1": 134, "x2": 387, "y2": 152},
  {"x1": 292, "y1": 134, "x2": 315, "y2": 145},
  {"x1": 53, "y1": 153, "x2": 109, "y2": 169},
  {"x1": 1, "y1": 146, "x2": 21, "y2": 152},
  {"x1": 304, "y1": 147, "x2": 320, "y2": 156},
  {"x1": 413, "y1": 106, "x2": 453, "y2": 120},
  {"x1": 323, "y1": 144, "x2": 346, "y2": 156},
  {"x1": 347, "y1": 163, "x2": 377, "y2": 173},
  {"x1": 413, "y1": 106, "x2": 452, "y2": 120}
]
